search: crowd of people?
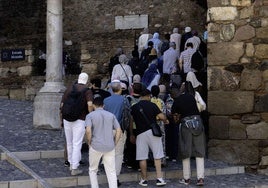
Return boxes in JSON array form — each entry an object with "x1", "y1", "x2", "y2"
[{"x1": 60, "y1": 25, "x2": 208, "y2": 187}]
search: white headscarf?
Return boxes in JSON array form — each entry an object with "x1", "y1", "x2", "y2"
[{"x1": 186, "y1": 72, "x2": 202, "y2": 88}]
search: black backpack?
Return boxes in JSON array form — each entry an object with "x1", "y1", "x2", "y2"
[
  {"x1": 120, "y1": 96, "x2": 131, "y2": 131},
  {"x1": 62, "y1": 84, "x2": 89, "y2": 122},
  {"x1": 191, "y1": 50, "x2": 204, "y2": 72}
]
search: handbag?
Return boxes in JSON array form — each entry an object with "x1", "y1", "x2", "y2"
[
  {"x1": 139, "y1": 107, "x2": 162, "y2": 137},
  {"x1": 181, "y1": 115, "x2": 203, "y2": 136}
]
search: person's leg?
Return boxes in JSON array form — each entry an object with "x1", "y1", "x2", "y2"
[
  {"x1": 72, "y1": 120, "x2": 86, "y2": 169},
  {"x1": 154, "y1": 158, "x2": 163, "y2": 178},
  {"x1": 196, "y1": 157, "x2": 205, "y2": 179},
  {"x1": 139, "y1": 160, "x2": 147, "y2": 180},
  {"x1": 63, "y1": 120, "x2": 73, "y2": 169},
  {"x1": 115, "y1": 131, "x2": 127, "y2": 176},
  {"x1": 182, "y1": 158, "x2": 191, "y2": 180},
  {"x1": 88, "y1": 147, "x2": 102, "y2": 188},
  {"x1": 103, "y1": 149, "x2": 117, "y2": 188}
]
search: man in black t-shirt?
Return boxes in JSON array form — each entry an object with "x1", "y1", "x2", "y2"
[
  {"x1": 90, "y1": 78, "x2": 111, "y2": 99},
  {"x1": 131, "y1": 87, "x2": 168, "y2": 187}
]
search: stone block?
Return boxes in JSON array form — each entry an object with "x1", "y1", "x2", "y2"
[
  {"x1": 0, "y1": 68, "x2": 9, "y2": 77},
  {"x1": 81, "y1": 53, "x2": 91, "y2": 61},
  {"x1": 0, "y1": 89, "x2": 9, "y2": 96},
  {"x1": 260, "y1": 6, "x2": 268, "y2": 17},
  {"x1": 216, "y1": 167, "x2": 239, "y2": 175},
  {"x1": 246, "y1": 43, "x2": 254, "y2": 57},
  {"x1": 9, "y1": 180, "x2": 37, "y2": 188},
  {"x1": 263, "y1": 70, "x2": 268, "y2": 82},
  {"x1": 25, "y1": 49, "x2": 33, "y2": 56},
  {"x1": 40, "y1": 150, "x2": 64, "y2": 159},
  {"x1": 240, "y1": 69, "x2": 262, "y2": 90},
  {"x1": 46, "y1": 177, "x2": 77, "y2": 188},
  {"x1": 27, "y1": 55, "x2": 35, "y2": 63},
  {"x1": 230, "y1": 0, "x2": 251, "y2": 6},
  {"x1": 208, "y1": 91, "x2": 254, "y2": 115},
  {"x1": 255, "y1": 94, "x2": 268, "y2": 112},
  {"x1": 209, "y1": 116, "x2": 229, "y2": 139},
  {"x1": 241, "y1": 114, "x2": 261, "y2": 124},
  {"x1": 255, "y1": 44, "x2": 268, "y2": 59},
  {"x1": 262, "y1": 18, "x2": 268, "y2": 27},
  {"x1": 208, "y1": 7, "x2": 238, "y2": 21},
  {"x1": 261, "y1": 113, "x2": 268, "y2": 122},
  {"x1": 78, "y1": 176, "x2": 90, "y2": 186},
  {"x1": 259, "y1": 156, "x2": 268, "y2": 166},
  {"x1": 256, "y1": 27, "x2": 268, "y2": 39},
  {"x1": 0, "y1": 182, "x2": 8, "y2": 188},
  {"x1": 233, "y1": 25, "x2": 255, "y2": 41},
  {"x1": 207, "y1": 0, "x2": 225, "y2": 7},
  {"x1": 208, "y1": 139, "x2": 259, "y2": 164},
  {"x1": 220, "y1": 24, "x2": 235, "y2": 41},
  {"x1": 262, "y1": 147, "x2": 268, "y2": 156},
  {"x1": 17, "y1": 66, "x2": 32, "y2": 76},
  {"x1": 240, "y1": 6, "x2": 254, "y2": 19},
  {"x1": 9, "y1": 89, "x2": 26, "y2": 100},
  {"x1": 208, "y1": 42, "x2": 244, "y2": 65},
  {"x1": 247, "y1": 121, "x2": 268, "y2": 139},
  {"x1": 13, "y1": 151, "x2": 40, "y2": 160},
  {"x1": 229, "y1": 119, "x2": 247, "y2": 139}
]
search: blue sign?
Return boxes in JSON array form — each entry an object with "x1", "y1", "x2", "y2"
[{"x1": 1, "y1": 49, "x2": 25, "y2": 62}]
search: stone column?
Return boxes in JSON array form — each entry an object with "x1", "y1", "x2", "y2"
[{"x1": 33, "y1": 0, "x2": 65, "y2": 129}]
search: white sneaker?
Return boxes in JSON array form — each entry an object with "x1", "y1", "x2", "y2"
[
  {"x1": 71, "y1": 169, "x2": 83, "y2": 176},
  {"x1": 156, "y1": 178, "x2": 167, "y2": 186},
  {"x1": 139, "y1": 179, "x2": 148, "y2": 187}
]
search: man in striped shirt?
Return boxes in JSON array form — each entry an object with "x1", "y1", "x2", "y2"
[{"x1": 179, "y1": 42, "x2": 196, "y2": 82}]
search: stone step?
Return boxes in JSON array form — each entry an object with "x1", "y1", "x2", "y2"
[{"x1": 0, "y1": 149, "x2": 246, "y2": 188}]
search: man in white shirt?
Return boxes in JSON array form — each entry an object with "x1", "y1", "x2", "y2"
[
  {"x1": 170, "y1": 28, "x2": 182, "y2": 54},
  {"x1": 163, "y1": 42, "x2": 179, "y2": 75}
]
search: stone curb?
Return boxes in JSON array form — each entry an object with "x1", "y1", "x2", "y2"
[
  {"x1": 0, "y1": 148, "x2": 246, "y2": 188},
  {"x1": 0, "y1": 145, "x2": 52, "y2": 188}
]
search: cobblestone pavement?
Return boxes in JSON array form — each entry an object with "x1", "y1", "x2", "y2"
[{"x1": 1, "y1": 98, "x2": 268, "y2": 187}]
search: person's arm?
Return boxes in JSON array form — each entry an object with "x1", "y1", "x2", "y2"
[
  {"x1": 86, "y1": 126, "x2": 92, "y2": 147},
  {"x1": 114, "y1": 127, "x2": 122, "y2": 145},
  {"x1": 179, "y1": 57, "x2": 183, "y2": 72},
  {"x1": 87, "y1": 101, "x2": 94, "y2": 113}
]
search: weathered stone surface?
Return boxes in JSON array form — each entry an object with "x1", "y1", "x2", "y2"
[
  {"x1": 208, "y1": 67, "x2": 240, "y2": 91},
  {"x1": 250, "y1": 18, "x2": 262, "y2": 28},
  {"x1": 255, "y1": 44, "x2": 268, "y2": 59},
  {"x1": 259, "y1": 156, "x2": 268, "y2": 166},
  {"x1": 208, "y1": 139, "x2": 259, "y2": 164},
  {"x1": 208, "y1": 91, "x2": 254, "y2": 115},
  {"x1": 241, "y1": 114, "x2": 261, "y2": 124},
  {"x1": 230, "y1": 0, "x2": 251, "y2": 6},
  {"x1": 209, "y1": 116, "x2": 229, "y2": 139},
  {"x1": 9, "y1": 89, "x2": 26, "y2": 100},
  {"x1": 260, "y1": 60, "x2": 268, "y2": 71},
  {"x1": 17, "y1": 66, "x2": 32, "y2": 76},
  {"x1": 81, "y1": 53, "x2": 91, "y2": 62},
  {"x1": 209, "y1": 7, "x2": 238, "y2": 21},
  {"x1": 256, "y1": 27, "x2": 268, "y2": 39},
  {"x1": 261, "y1": 113, "x2": 268, "y2": 122},
  {"x1": 255, "y1": 94, "x2": 268, "y2": 112},
  {"x1": 207, "y1": 0, "x2": 227, "y2": 7},
  {"x1": 262, "y1": 18, "x2": 268, "y2": 27},
  {"x1": 208, "y1": 42, "x2": 244, "y2": 65},
  {"x1": 27, "y1": 55, "x2": 35, "y2": 63},
  {"x1": 81, "y1": 63, "x2": 98, "y2": 77},
  {"x1": 240, "y1": 69, "x2": 262, "y2": 90},
  {"x1": 225, "y1": 64, "x2": 244, "y2": 73},
  {"x1": 0, "y1": 89, "x2": 9, "y2": 97},
  {"x1": 246, "y1": 43, "x2": 255, "y2": 57},
  {"x1": 240, "y1": 6, "x2": 254, "y2": 19},
  {"x1": 260, "y1": 6, "x2": 268, "y2": 17},
  {"x1": 263, "y1": 70, "x2": 268, "y2": 82},
  {"x1": 261, "y1": 147, "x2": 268, "y2": 156},
  {"x1": 220, "y1": 24, "x2": 235, "y2": 41},
  {"x1": 0, "y1": 68, "x2": 9, "y2": 78},
  {"x1": 234, "y1": 25, "x2": 255, "y2": 41},
  {"x1": 247, "y1": 121, "x2": 268, "y2": 139},
  {"x1": 259, "y1": 140, "x2": 268, "y2": 148},
  {"x1": 229, "y1": 119, "x2": 247, "y2": 139}
]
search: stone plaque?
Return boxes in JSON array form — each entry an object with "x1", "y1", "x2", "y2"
[{"x1": 115, "y1": 14, "x2": 148, "y2": 30}]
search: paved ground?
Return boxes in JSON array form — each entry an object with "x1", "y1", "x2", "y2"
[{"x1": 1, "y1": 98, "x2": 268, "y2": 187}]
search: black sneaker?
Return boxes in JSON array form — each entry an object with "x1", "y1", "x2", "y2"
[
  {"x1": 64, "y1": 161, "x2": 70, "y2": 167},
  {"x1": 139, "y1": 179, "x2": 148, "y2": 187},
  {"x1": 156, "y1": 178, "x2": 166, "y2": 186}
]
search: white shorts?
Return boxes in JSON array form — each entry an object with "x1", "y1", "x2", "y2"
[{"x1": 136, "y1": 129, "x2": 164, "y2": 160}]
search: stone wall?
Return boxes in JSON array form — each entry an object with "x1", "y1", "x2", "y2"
[
  {"x1": 207, "y1": 0, "x2": 268, "y2": 173},
  {"x1": 0, "y1": 0, "x2": 206, "y2": 99}
]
